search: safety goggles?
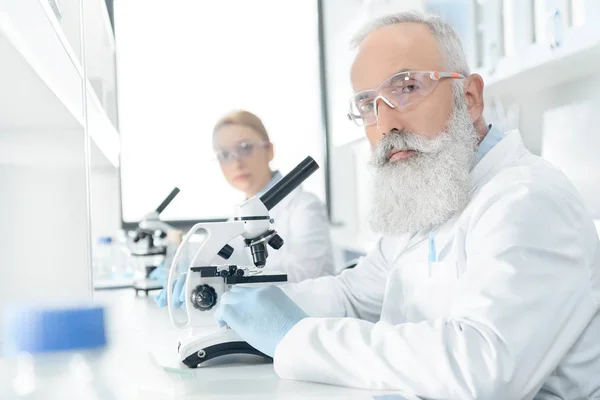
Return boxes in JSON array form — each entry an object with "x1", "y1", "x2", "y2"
[
  {"x1": 215, "y1": 140, "x2": 269, "y2": 165},
  {"x1": 347, "y1": 71, "x2": 465, "y2": 126}
]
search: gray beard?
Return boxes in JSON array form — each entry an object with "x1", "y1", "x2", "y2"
[{"x1": 368, "y1": 99, "x2": 479, "y2": 236}]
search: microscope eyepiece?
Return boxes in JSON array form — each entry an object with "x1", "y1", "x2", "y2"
[
  {"x1": 155, "y1": 187, "x2": 180, "y2": 215},
  {"x1": 260, "y1": 156, "x2": 318, "y2": 211}
]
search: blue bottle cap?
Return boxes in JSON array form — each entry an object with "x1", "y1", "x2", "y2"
[
  {"x1": 98, "y1": 236, "x2": 113, "y2": 244},
  {"x1": 2, "y1": 306, "x2": 107, "y2": 355}
]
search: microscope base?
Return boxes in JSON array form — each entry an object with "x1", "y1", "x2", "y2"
[{"x1": 178, "y1": 328, "x2": 269, "y2": 368}]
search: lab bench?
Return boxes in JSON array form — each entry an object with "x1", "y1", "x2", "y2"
[{"x1": 93, "y1": 290, "x2": 404, "y2": 400}]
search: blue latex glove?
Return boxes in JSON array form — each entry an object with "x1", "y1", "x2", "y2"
[
  {"x1": 154, "y1": 273, "x2": 186, "y2": 308},
  {"x1": 149, "y1": 265, "x2": 168, "y2": 285},
  {"x1": 214, "y1": 286, "x2": 307, "y2": 358}
]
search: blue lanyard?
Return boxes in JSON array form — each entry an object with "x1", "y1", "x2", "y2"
[{"x1": 428, "y1": 231, "x2": 437, "y2": 276}]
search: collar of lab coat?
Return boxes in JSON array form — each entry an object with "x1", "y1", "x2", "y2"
[
  {"x1": 470, "y1": 129, "x2": 527, "y2": 192},
  {"x1": 474, "y1": 125, "x2": 505, "y2": 164},
  {"x1": 256, "y1": 170, "x2": 283, "y2": 199},
  {"x1": 253, "y1": 170, "x2": 303, "y2": 214}
]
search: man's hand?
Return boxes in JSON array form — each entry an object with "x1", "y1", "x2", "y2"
[{"x1": 214, "y1": 286, "x2": 308, "y2": 357}]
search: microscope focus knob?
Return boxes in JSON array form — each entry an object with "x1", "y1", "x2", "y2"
[
  {"x1": 190, "y1": 284, "x2": 218, "y2": 311},
  {"x1": 218, "y1": 244, "x2": 234, "y2": 260},
  {"x1": 268, "y1": 234, "x2": 284, "y2": 250}
]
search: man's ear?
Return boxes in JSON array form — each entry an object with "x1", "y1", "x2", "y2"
[{"x1": 464, "y1": 73, "x2": 485, "y2": 123}]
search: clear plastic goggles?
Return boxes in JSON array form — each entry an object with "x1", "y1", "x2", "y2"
[
  {"x1": 215, "y1": 140, "x2": 269, "y2": 165},
  {"x1": 347, "y1": 71, "x2": 465, "y2": 126}
]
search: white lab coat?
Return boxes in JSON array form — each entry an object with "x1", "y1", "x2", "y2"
[
  {"x1": 276, "y1": 131, "x2": 600, "y2": 399},
  {"x1": 227, "y1": 184, "x2": 335, "y2": 282}
]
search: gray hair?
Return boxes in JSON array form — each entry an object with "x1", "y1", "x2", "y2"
[{"x1": 351, "y1": 11, "x2": 470, "y2": 97}]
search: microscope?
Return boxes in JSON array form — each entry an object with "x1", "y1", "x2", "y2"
[
  {"x1": 166, "y1": 156, "x2": 319, "y2": 368},
  {"x1": 130, "y1": 187, "x2": 180, "y2": 295}
]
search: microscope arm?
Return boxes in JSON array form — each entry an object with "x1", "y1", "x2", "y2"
[
  {"x1": 137, "y1": 187, "x2": 180, "y2": 233},
  {"x1": 138, "y1": 218, "x2": 174, "y2": 233},
  {"x1": 167, "y1": 221, "x2": 246, "y2": 329}
]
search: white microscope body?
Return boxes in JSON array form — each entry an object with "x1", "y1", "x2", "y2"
[{"x1": 166, "y1": 157, "x2": 319, "y2": 368}]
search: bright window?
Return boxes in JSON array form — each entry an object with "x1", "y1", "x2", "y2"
[{"x1": 115, "y1": 0, "x2": 326, "y2": 222}]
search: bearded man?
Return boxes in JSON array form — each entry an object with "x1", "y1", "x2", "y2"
[{"x1": 209, "y1": 11, "x2": 600, "y2": 399}]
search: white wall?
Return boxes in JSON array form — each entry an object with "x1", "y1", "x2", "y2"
[
  {"x1": 505, "y1": 76, "x2": 600, "y2": 156},
  {"x1": 0, "y1": 129, "x2": 92, "y2": 333},
  {"x1": 498, "y1": 75, "x2": 600, "y2": 217},
  {"x1": 0, "y1": 165, "x2": 91, "y2": 299}
]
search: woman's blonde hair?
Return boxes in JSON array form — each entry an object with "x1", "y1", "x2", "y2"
[{"x1": 213, "y1": 110, "x2": 270, "y2": 142}]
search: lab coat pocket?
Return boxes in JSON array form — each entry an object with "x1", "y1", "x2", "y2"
[{"x1": 405, "y1": 261, "x2": 460, "y2": 320}]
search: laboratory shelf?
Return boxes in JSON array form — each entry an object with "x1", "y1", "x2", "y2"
[
  {"x1": 83, "y1": 0, "x2": 115, "y2": 53},
  {"x1": 0, "y1": 0, "x2": 120, "y2": 168},
  {"x1": 87, "y1": 88, "x2": 120, "y2": 168},
  {"x1": 0, "y1": 1, "x2": 84, "y2": 130},
  {"x1": 478, "y1": 22, "x2": 600, "y2": 98}
]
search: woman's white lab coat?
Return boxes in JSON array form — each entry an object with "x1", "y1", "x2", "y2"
[
  {"x1": 276, "y1": 131, "x2": 600, "y2": 399},
  {"x1": 227, "y1": 182, "x2": 335, "y2": 282}
]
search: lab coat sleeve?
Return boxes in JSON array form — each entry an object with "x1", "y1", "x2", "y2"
[
  {"x1": 274, "y1": 181, "x2": 599, "y2": 398},
  {"x1": 281, "y1": 236, "x2": 393, "y2": 321},
  {"x1": 270, "y1": 192, "x2": 334, "y2": 282}
]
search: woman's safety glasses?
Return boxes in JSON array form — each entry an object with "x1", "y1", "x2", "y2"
[
  {"x1": 215, "y1": 140, "x2": 269, "y2": 165},
  {"x1": 347, "y1": 71, "x2": 465, "y2": 126}
]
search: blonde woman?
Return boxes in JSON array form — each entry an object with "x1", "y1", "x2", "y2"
[{"x1": 156, "y1": 110, "x2": 334, "y2": 307}]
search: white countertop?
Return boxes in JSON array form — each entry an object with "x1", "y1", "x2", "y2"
[{"x1": 93, "y1": 289, "x2": 403, "y2": 400}]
